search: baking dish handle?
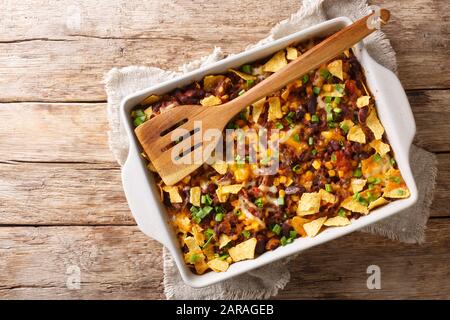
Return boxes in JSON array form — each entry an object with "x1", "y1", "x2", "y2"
[
  {"x1": 121, "y1": 142, "x2": 170, "y2": 247},
  {"x1": 363, "y1": 52, "x2": 416, "y2": 149}
]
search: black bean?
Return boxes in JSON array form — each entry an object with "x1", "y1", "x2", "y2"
[
  {"x1": 307, "y1": 96, "x2": 317, "y2": 114},
  {"x1": 358, "y1": 107, "x2": 369, "y2": 123},
  {"x1": 255, "y1": 235, "x2": 267, "y2": 255},
  {"x1": 281, "y1": 222, "x2": 293, "y2": 237}
]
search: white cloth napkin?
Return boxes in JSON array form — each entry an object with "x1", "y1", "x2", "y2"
[{"x1": 104, "y1": 0, "x2": 437, "y2": 300}]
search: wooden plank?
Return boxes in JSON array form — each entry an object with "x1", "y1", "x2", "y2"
[
  {"x1": 0, "y1": 90, "x2": 448, "y2": 165},
  {"x1": 0, "y1": 219, "x2": 449, "y2": 299},
  {"x1": 0, "y1": 0, "x2": 448, "y2": 102},
  {"x1": 0, "y1": 153, "x2": 448, "y2": 225}
]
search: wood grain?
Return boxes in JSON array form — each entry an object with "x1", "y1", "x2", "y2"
[
  {"x1": 0, "y1": 219, "x2": 449, "y2": 299},
  {"x1": 0, "y1": 153, "x2": 448, "y2": 225},
  {"x1": 0, "y1": 0, "x2": 448, "y2": 102}
]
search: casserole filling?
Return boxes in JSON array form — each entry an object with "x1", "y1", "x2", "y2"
[{"x1": 132, "y1": 40, "x2": 410, "y2": 275}]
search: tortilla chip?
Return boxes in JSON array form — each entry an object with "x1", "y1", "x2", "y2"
[
  {"x1": 383, "y1": 187, "x2": 410, "y2": 199},
  {"x1": 268, "y1": 96, "x2": 283, "y2": 122},
  {"x1": 351, "y1": 179, "x2": 367, "y2": 194},
  {"x1": 356, "y1": 96, "x2": 370, "y2": 108},
  {"x1": 184, "y1": 236, "x2": 201, "y2": 253},
  {"x1": 194, "y1": 259, "x2": 209, "y2": 274},
  {"x1": 175, "y1": 214, "x2": 192, "y2": 233},
  {"x1": 203, "y1": 75, "x2": 225, "y2": 92},
  {"x1": 297, "y1": 192, "x2": 321, "y2": 216},
  {"x1": 189, "y1": 186, "x2": 201, "y2": 207},
  {"x1": 361, "y1": 153, "x2": 392, "y2": 177},
  {"x1": 324, "y1": 216, "x2": 350, "y2": 227},
  {"x1": 368, "y1": 197, "x2": 389, "y2": 210},
  {"x1": 370, "y1": 140, "x2": 390, "y2": 156},
  {"x1": 341, "y1": 197, "x2": 369, "y2": 215},
  {"x1": 202, "y1": 244, "x2": 216, "y2": 261},
  {"x1": 207, "y1": 258, "x2": 230, "y2": 272},
  {"x1": 219, "y1": 234, "x2": 232, "y2": 249},
  {"x1": 291, "y1": 216, "x2": 309, "y2": 236},
  {"x1": 228, "y1": 238, "x2": 257, "y2": 262},
  {"x1": 228, "y1": 69, "x2": 256, "y2": 81},
  {"x1": 163, "y1": 186, "x2": 183, "y2": 203},
  {"x1": 200, "y1": 95, "x2": 222, "y2": 107},
  {"x1": 347, "y1": 125, "x2": 366, "y2": 143},
  {"x1": 215, "y1": 186, "x2": 229, "y2": 203},
  {"x1": 141, "y1": 94, "x2": 160, "y2": 105},
  {"x1": 211, "y1": 162, "x2": 228, "y2": 175},
  {"x1": 252, "y1": 97, "x2": 266, "y2": 123},
  {"x1": 221, "y1": 184, "x2": 243, "y2": 194},
  {"x1": 319, "y1": 189, "x2": 336, "y2": 204},
  {"x1": 303, "y1": 217, "x2": 327, "y2": 237},
  {"x1": 191, "y1": 224, "x2": 205, "y2": 246},
  {"x1": 286, "y1": 47, "x2": 298, "y2": 60},
  {"x1": 327, "y1": 60, "x2": 343, "y2": 80},
  {"x1": 263, "y1": 50, "x2": 288, "y2": 73},
  {"x1": 367, "y1": 109, "x2": 385, "y2": 140}
]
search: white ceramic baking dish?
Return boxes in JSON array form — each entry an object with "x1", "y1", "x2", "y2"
[{"x1": 120, "y1": 16, "x2": 418, "y2": 288}]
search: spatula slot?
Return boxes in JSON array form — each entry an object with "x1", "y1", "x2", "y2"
[
  {"x1": 174, "y1": 141, "x2": 203, "y2": 161},
  {"x1": 161, "y1": 127, "x2": 201, "y2": 152},
  {"x1": 159, "y1": 118, "x2": 188, "y2": 137}
]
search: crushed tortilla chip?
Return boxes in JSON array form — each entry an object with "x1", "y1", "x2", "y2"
[
  {"x1": 215, "y1": 186, "x2": 229, "y2": 203},
  {"x1": 141, "y1": 94, "x2": 160, "y2": 105},
  {"x1": 221, "y1": 184, "x2": 243, "y2": 194},
  {"x1": 347, "y1": 125, "x2": 366, "y2": 143},
  {"x1": 327, "y1": 60, "x2": 343, "y2": 80},
  {"x1": 203, "y1": 75, "x2": 225, "y2": 92},
  {"x1": 361, "y1": 153, "x2": 393, "y2": 177},
  {"x1": 383, "y1": 170, "x2": 410, "y2": 199},
  {"x1": 184, "y1": 236, "x2": 202, "y2": 253},
  {"x1": 194, "y1": 259, "x2": 209, "y2": 274},
  {"x1": 252, "y1": 97, "x2": 266, "y2": 123},
  {"x1": 189, "y1": 186, "x2": 201, "y2": 207},
  {"x1": 356, "y1": 96, "x2": 370, "y2": 108},
  {"x1": 202, "y1": 244, "x2": 216, "y2": 261},
  {"x1": 200, "y1": 95, "x2": 222, "y2": 107},
  {"x1": 291, "y1": 216, "x2": 309, "y2": 236},
  {"x1": 163, "y1": 186, "x2": 183, "y2": 203},
  {"x1": 367, "y1": 109, "x2": 385, "y2": 139},
  {"x1": 286, "y1": 47, "x2": 298, "y2": 60},
  {"x1": 368, "y1": 197, "x2": 389, "y2": 210},
  {"x1": 207, "y1": 258, "x2": 230, "y2": 272},
  {"x1": 351, "y1": 179, "x2": 367, "y2": 194},
  {"x1": 340, "y1": 119, "x2": 355, "y2": 130},
  {"x1": 297, "y1": 192, "x2": 321, "y2": 216},
  {"x1": 324, "y1": 216, "x2": 350, "y2": 227},
  {"x1": 175, "y1": 214, "x2": 192, "y2": 233},
  {"x1": 219, "y1": 234, "x2": 232, "y2": 249},
  {"x1": 191, "y1": 224, "x2": 205, "y2": 246},
  {"x1": 303, "y1": 217, "x2": 327, "y2": 237},
  {"x1": 341, "y1": 197, "x2": 369, "y2": 215},
  {"x1": 263, "y1": 50, "x2": 287, "y2": 73},
  {"x1": 383, "y1": 187, "x2": 410, "y2": 199},
  {"x1": 370, "y1": 140, "x2": 390, "y2": 156},
  {"x1": 320, "y1": 84, "x2": 345, "y2": 97},
  {"x1": 211, "y1": 162, "x2": 228, "y2": 175},
  {"x1": 228, "y1": 237, "x2": 257, "y2": 262},
  {"x1": 228, "y1": 69, "x2": 256, "y2": 81},
  {"x1": 319, "y1": 189, "x2": 336, "y2": 204},
  {"x1": 268, "y1": 96, "x2": 283, "y2": 122}
]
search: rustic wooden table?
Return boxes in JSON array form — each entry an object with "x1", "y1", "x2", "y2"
[{"x1": 0, "y1": 0, "x2": 449, "y2": 299}]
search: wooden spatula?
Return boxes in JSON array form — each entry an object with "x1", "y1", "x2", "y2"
[{"x1": 136, "y1": 9, "x2": 390, "y2": 185}]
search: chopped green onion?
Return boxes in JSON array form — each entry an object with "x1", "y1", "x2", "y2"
[
  {"x1": 189, "y1": 254, "x2": 201, "y2": 263},
  {"x1": 293, "y1": 133, "x2": 300, "y2": 142},
  {"x1": 215, "y1": 213, "x2": 224, "y2": 222},
  {"x1": 338, "y1": 208, "x2": 346, "y2": 217},
  {"x1": 135, "y1": 109, "x2": 145, "y2": 117},
  {"x1": 219, "y1": 254, "x2": 229, "y2": 261},
  {"x1": 201, "y1": 194, "x2": 213, "y2": 205},
  {"x1": 235, "y1": 209, "x2": 242, "y2": 216},
  {"x1": 272, "y1": 224, "x2": 282, "y2": 235},
  {"x1": 289, "y1": 230, "x2": 298, "y2": 239},
  {"x1": 320, "y1": 69, "x2": 331, "y2": 79},
  {"x1": 325, "y1": 184, "x2": 332, "y2": 192},
  {"x1": 325, "y1": 96, "x2": 332, "y2": 103},
  {"x1": 333, "y1": 107, "x2": 342, "y2": 114},
  {"x1": 255, "y1": 197, "x2": 264, "y2": 208},
  {"x1": 242, "y1": 230, "x2": 251, "y2": 239},
  {"x1": 277, "y1": 197, "x2": 285, "y2": 206},
  {"x1": 292, "y1": 164, "x2": 301, "y2": 173},
  {"x1": 280, "y1": 236, "x2": 293, "y2": 246},
  {"x1": 327, "y1": 113, "x2": 334, "y2": 122},
  {"x1": 367, "y1": 177, "x2": 382, "y2": 184},
  {"x1": 331, "y1": 154, "x2": 337, "y2": 162},
  {"x1": 238, "y1": 89, "x2": 246, "y2": 96},
  {"x1": 246, "y1": 79, "x2": 254, "y2": 86},
  {"x1": 373, "y1": 153, "x2": 382, "y2": 162},
  {"x1": 328, "y1": 122, "x2": 337, "y2": 128},
  {"x1": 334, "y1": 97, "x2": 341, "y2": 104},
  {"x1": 311, "y1": 114, "x2": 320, "y2": 123},
  {"x1": 340, "y1": 123, "x2": 349, "y2": 134},
  {"x1": 353, "y1": 168, "x2": 362, "y2": 178},
  {"x1": 275, "y1": 122, "x2": 284, "y2": 129},
  {"x1": 308, "y1": 136, "x2": 314, "y2": 146},
  {"x1": 390, "y1": 158, "x2": 396, "y2": 166},
  {"x1": 313, "y1": 86, "x2": 321, "y2": 95},
  {"x1": 396, "y1": 189, "x2": 406, "y2": 196},
  {"x1": 311, "y1": 149, "x2": 318, "y2": 156},
  {"x1": 241, "y1": 64, "x2": 252, "y2": 74},
  {"x1": 302, "y1": 74, "x2": 309, "y2": 84},
  {"x1": 335, "y1": 84, "x2": 345, "y2": 94},
  {"x1": 204, "y1": 228, "x2": 214, "y2": 239},
  {"x1": 133, "y1": 116, "x2": 146, "y2": 127}
]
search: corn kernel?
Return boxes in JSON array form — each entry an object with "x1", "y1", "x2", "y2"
[
  {"x1": 312, "y1": 160, "x2": 321, "y2": 170},
  {"x1": 285, "y1": 177, "x2": 294, "y2": 186},
  {"x1": 281, "y1": 105, "x2": 289, "y2": 113},
  {"x1": 182, "y1": 175, "x2": 191, "y2": 184},
  {"x1": 279, "y1": 190, "x2": 286, "y2": 198},
  {"x1": 338, "y1": 170, "x2": 345, "y2": 178},
  {"x1": 291, "y1": 195, "x2": 300, "y2": 202},
  {"x1": 328, "y1": 169, "x2": 336, "y2": 177},
  {"x1": 305, "y1": 113, "x2": 311, "y2": 121},
  {"x1": 226, "y1": 257, "x2": 233, "y2": 263},
  {"x1": 273, "y1": 178, "x2": 280, "y2": 186},
  {"x1": 279, "y1": 176, "x2": 287, "y2": 184},
  {"x1": 323, "y1": 84, "x2": 333, "y2": 92},
  {"x1": 324, "y1": 161, "x2": 333, "y2": 170}
]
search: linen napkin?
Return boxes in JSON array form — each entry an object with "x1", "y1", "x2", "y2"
[{"x1": 104, "y1": 0, "x2": 437, "y2": 300}]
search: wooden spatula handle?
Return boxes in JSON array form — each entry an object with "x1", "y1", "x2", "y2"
[{"x1": 218, "y1": 9, "x2": 390, "y2": 118}]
